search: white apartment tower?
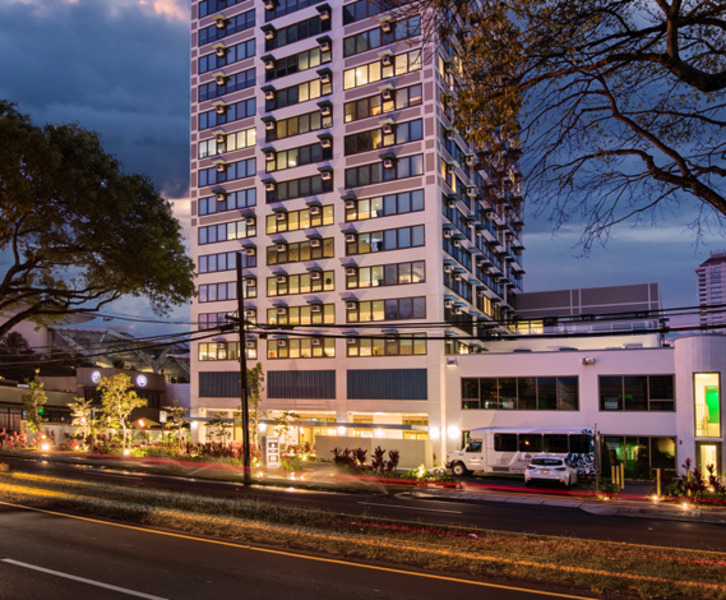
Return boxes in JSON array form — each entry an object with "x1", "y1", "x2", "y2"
[
  {"x1": 696, "y1": 252, "x2": 726, "y2": 328},
  {"x1": 189, "y1": 0, "x2": 524, "y2": 457}
]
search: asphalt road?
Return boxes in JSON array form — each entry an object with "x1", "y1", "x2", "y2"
[
  {"x1": 2, "y1": 454, "x2": 725, "y2": 553},
  {"x1": 0, "y1": 503, "x2": 595, "y2": 600}
]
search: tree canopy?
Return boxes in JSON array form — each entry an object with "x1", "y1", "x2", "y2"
[
  {"x1": 0, "y1": 100, "x2": 195, "y2": 338},
  {"x1": 401, "y1": 0, "x2": 726, "y2": 245}
]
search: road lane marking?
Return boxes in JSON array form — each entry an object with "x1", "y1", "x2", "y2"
[
  {"x1": 0, "y1": 500, "x2": 596, "y2": 599},
  {"x1": 1, "y1": 558, "x2": 168, "y2": 600},
  {"x1": 358, "y1": 501, "x2": 462, "y2": 514}
]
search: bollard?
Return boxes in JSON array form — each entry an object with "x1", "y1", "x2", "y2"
[
  {"x1": 620, "y1": 463, "x2": 625, "y2": 489},
  {"x1": 611, "y1": 466, "x2": 617, "y2": 485},
  {"x1": 656, "y1": 468, "x2": 661, "y2": 498}
]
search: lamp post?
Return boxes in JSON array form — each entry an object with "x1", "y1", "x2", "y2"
[{"x1": 236, "y1": 252, "x2": 252, "y2": 484}]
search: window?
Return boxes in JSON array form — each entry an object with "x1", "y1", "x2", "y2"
[
  {"x1": 199, "y1": 39, "x2": 255, "y2": 74},
  {"x1": 343, "y1": 16, "x2": 421, "y2": 57},
  {"x1": 198, "y1": 158, "x2": 256, "y2": 187},
  {"x1": 199, "y1": 249, "x2": 256, "y2": 273},
  {"x1": 346, "y1": 260, "x2": 425, "y2": 289},
  {"x1": 199, "y1": 67, "x2": 256, "y2": 101},
  {"x1": 345, "y1": 189, "x2": 424, "y2": 222},
  {"x1": 198, "y1": 0, "x2": 248, "y2": 18},
  {"x1": 199, "y1": 127, "x2": 256, "y2": 159},
  {"x1": 344, "y1": 119, "x2": 423, "y2": 155},
  {"x1": 266, "y1": 141, "x2": 332, "y2": 173},
  {"x1": 199, "y1": 10, "x2": 255, "y2": 46},
  {"x1": 267, "y1": 270, "x2": 334, "y2": 297},
  {"x1": 266, "y1": 238, "x2": 334, "y2": 265},
  {"x1": 694, "y1": 372, "x2": 720, "y2": 437},
  {"x1": 461, "y1": 377, "x2": 580, "y2": 411},
  {"x1": 346, "y1": 224, "x2": 424, "y2": 255},
  {"x1": 599, "y1": 375, "x2": 675, "y2": 411},
  {"x1": 346, "y1": 334, "x2": 426, "y2": 357},
  {"x1": 267, "y1": 110, "x2": 332, "y2": 142},
  {"x1": 265, "y1": 15, "x2": 330, "y2": 51},
  {"x1": 342, "y1": 0, "x2": 395, "y2": 25},
  {"x1": 198, "y1": 312, "x2": 235, "y2": 330},
  {"x1": 267, "y1": 337, "x2": 335, "y2": 359},
  {"x1": 199, "y1": 341, "x2": 257, "y2": 361},
  {"x1": 198, "y1": 217, "x2": 256, "y2": 245},
  {"x1": 266, "y1": 204, "x2": 334, "y2": 234},
  {"x1": 198, "y1": 98, "x2": 256, "y2": 130},
  {"x1": 198, "y1": 280, "x2": 255, "y2": 302},
  {"x1": 343, "y1": 49, "x2": 421, "y2": 90},
  {"x1": 266, "y1": 0, "x2": 326, "y2": 21},
  {"x1": 267, "y1": 173, "x2": 334, "y2": 203},
  {"x1": 199, "y1": 187, "x2": 256, "y2": 216},
  {"x1": 266, "y1": 77, "x2": 332, "y2": 111},
  {"x1": 344, "y1": 154, "x2": 424, "y2": 188},
  {"x1": 267, "y1": 303, "x2": 334, "y2": 326},
  {"x1": 266, "y1": 46, "x2": 331, "y2": 82},
  {"x1": 494, "y1": 433, "x2": 517, "y2": 452},
  {"x1": 346, "y1": 297, "x2": 425, "y2": 323},
  {"x1": 344, "y1": 84, "x2": 422, "y2": 123}
]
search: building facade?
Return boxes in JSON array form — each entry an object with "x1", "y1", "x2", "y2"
[
  {"x1": 189, "y1": 0, "x2": 524, "y2": 454},
  {"x1": 696, "y1": 252, "x2": 726, "y2": 328}
]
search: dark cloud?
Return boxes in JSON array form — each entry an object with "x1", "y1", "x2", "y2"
[{"x1": 0, "y1": 0, "x2": 190, "y2": 197}]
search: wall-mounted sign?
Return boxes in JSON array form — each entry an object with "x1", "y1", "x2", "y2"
[
  {"x1": 136, "y1": 374, "x2": 148, "y2": 388},
  {"x1": 91, "y1": 370, "x2": 101, "y2": 384}
]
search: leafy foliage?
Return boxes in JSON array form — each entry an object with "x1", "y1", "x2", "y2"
[
  {"x1": 0, "y1": 100, "x2": 195, "y2": 338},
  {"x1": 397, "y1": 0, "x2": 726, "y2": 244},
  {"x1": 21, "y1": 370, "x2": 47, "y2": 434},
  {"x1": 97, "y1": 373, "x2": 147, "y2": 449}
]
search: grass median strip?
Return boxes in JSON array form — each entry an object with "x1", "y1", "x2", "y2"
[{"x1": 1, "y1": 471, "x2": 724, "y2": 600}]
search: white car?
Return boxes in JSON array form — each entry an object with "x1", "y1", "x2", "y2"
[{"x1": 524, "y1": 455, "x2": 578, "y2": 488}]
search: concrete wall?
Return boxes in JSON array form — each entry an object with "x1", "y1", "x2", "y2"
[{"x1": 315, "y1": 435, "x2": 434, "y2": 470}]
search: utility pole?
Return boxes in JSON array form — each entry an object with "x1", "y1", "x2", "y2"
[{"x1": 235, "y1": 252, "x2": 251, "y2": 484}]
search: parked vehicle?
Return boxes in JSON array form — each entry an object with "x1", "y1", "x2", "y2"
[
  {"x1": 446, "y1": 427, "x2": 595, "y2": 476},
  {"x1": 524, "y1": 455, "x2": 578, "y2": 487}
]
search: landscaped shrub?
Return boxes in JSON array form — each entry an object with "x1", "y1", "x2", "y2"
[{"x1": 666, "y1": 457, "x2": 726, "y2": 504}]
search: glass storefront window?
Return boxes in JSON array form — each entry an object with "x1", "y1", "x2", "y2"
[{"x1": 694, "y1": 373, "x2": 721, "y2": 438}]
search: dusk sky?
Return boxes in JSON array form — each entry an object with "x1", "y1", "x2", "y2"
[{"x1": 1, "y1": 0, "x2": 719, "y2": 336}]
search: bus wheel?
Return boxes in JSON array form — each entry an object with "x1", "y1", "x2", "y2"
[{"x1": 451, "y1": 462, "x2": 469, "y2": 477}]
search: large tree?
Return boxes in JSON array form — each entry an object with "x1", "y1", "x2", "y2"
[
  {"x1": 0, "y1": 100, "x2": 195, "y2": 337},
  {"x1": 401, "y1": 0, "x2": 726, "y2": 245}
]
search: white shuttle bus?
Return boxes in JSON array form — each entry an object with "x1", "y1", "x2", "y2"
[{"x1": 445, "y1": 427, "x2": 595, "y2": 476}]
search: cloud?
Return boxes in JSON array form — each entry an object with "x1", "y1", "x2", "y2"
[{"x1": 0, "y1": 0, "x2": 190, "y2": 196}]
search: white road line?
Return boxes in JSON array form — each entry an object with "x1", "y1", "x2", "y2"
[
  {"x1": 358, "y1": 501, "x2": 462, "y2": 514},
  {"x1": 1, "y1": 558, "x2": 169, "y2": 600}
]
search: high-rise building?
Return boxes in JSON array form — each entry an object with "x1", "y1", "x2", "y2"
[
  {"x1": 696, "y1": 252, "x2": 726, "y2": 328},
  {"x1": 189, "y1": 0, "x2": 524, "y2": 458}
]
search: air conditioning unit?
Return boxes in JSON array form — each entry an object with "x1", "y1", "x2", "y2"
[
  {"x1": 381, "y1": 19, "x2": 393, "y2": 33},
  {"x1": 381, "y1": 54, "x2": 392, "y2": 67},
  {"x1": 264, "y1": 59, "x2": 275, "y2": 70},
  {"x1": 265, "y1": 182, "x2": 276, "y2": 192},
  {"x1": 347, "y1": 337, "x2": 357, "y2": 345},
  {"x1": 445, "y1": 197, "x2": 455, "y2": 208},
  {"x1": 275, "y1": 212, "x2": 286, "y2": 221},
  {"x1": 346, "y1": 301, "x2": 358, "y2": 310},
  {"x1": 453, "y1": 238, "x2": 461, "y2": 247},
  {"x1": 244, "y1": 309, "x2": 256, "y2": 318},
  {"x1": 215, "y1": 104, "x2": 227, "y2": 115},
  {"x1": 215, "y1": 192, "x2": 226, "y2": 203},
  {"x1": 309, "y1": 239, "x2": 321, "y2": 249},
  {"x1": 453, "y1": 271, "x2": 461, "y2": 280},
  {"x1": 319, "y1": 40, "x2": 331, "y2": 52},
  {"x1": 216, "y1": 163, "x2": 226, "y2": 173},
  {"x1": 319, "y1": 104, "x2": 332, "y2": 117},
  {"x1": 444, "y1": 299, "x2": 453, "y2": 309},
  {"x1": 344, "y1": 199, "x2": 356, "y2": 209},
  {"x1": 310, "y1": 304, "x2": 322, "y2": 313},
  {"x1": 245, "y1": 278, "x2": 256, "y2": 287},
  {"x1": 445, "y1": 129, "x2": 455, "y2": 141},
  {"x1": 276, "y1": 275, "x2": 287, "y2": 283},
  {"x1": 276, "y1": 307, "x2": 287, "y2": 315},
  {"x1": 467, "y1": 187, "x2": 477, "y2": 198},
  {"x1": 466, "y1": 155, "x2": 477, "y2": 167},
  {"x1": 454, "y1": 307, "x2": 463, "y2": 315},
  {"x1": 264, "y1": 0, "x2": 276, "y2": 11},
  {"x1": 443, "y1": 264, "x2": 453, "y2": 273},
  {"x1": 311, "y1": 338, "x2": 322, "y2": 346},
  {"x1": 383, "y1": 158, "x2": 394, "y2": 169},
  {"x1": 309, "y1": 204, "x2": 321, "y2": 216},
  {"x1": 381, "y1": 88, "x2": 393, "y2": 101},
  {"x1": 245, "y1": 247, "x2": 256, "y2": 257},
  {"x1": 265, "y1": 150, "x2": 276, "y2": 161},
  {"x1": 345, "y1": 233, "x2": 357, "y2": 243},
  {"x1": 264, "y1": 89, "x2": 275, "y2": 101},
  {"x1": 215, "y1": 16, "x2": 227, "y2": 29},
  {"x1": 345, "y1": 267, "x2": 357, "y2": 276},
  {"x1": 215, "y1": 46, "x2": 227, "y2": 58},
  {"x1": 310, "y1": 270, "x2": 322, "y2": 279},
  {"x1": 216, "y1": 134, "x2": 226, "y2": 145},
  {"x1": 443, "y1": 229, "x2": 453, "y2": 238},
  {"x1": 276, "y1": 244, "x2": 287, "y2": 253},
  {"x1": 446, "y1": 162, "x2": 455, "y2": 174},
  {"x1": 264, "y1": 120, "x2": 276, "y2": 131},
  {"x1": 382, "y1": 123, "x2": 394, "y2": 135},
  {"x1": 320, "y1": 137, "x2": 332, "y2": 149},
  {"x1": 318, "y1": 7, "x2": 330, "y2": 20},
  {"x1": 216, "y1": 75, "x2": 226, "y2": 86},
  {"x1": 320, "y1": 170, "x2": 332, "y2": 181},
  {"x1": 277, "y1": 338, "x2": 287, "y2": 347},
  {"x1": 245, "y1": 340, "x2": 256, "y2": 349},
  {"x1": 263, "y1": 27, "x2": 275, "y2": 41},
  {"x1": 319, "y1": 72, "x2": 331, "y2": 85}
]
